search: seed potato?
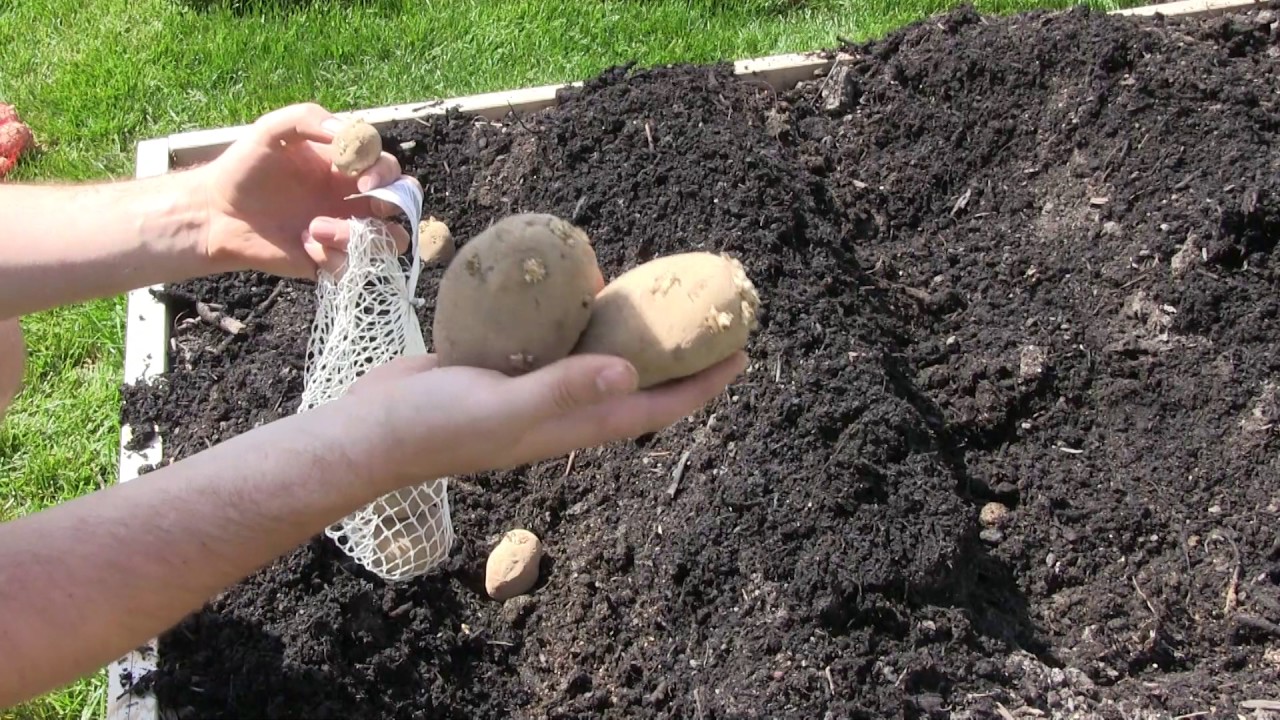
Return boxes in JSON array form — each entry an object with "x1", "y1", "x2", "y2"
[
  {"x1": 485, "y1": 529, "x2": 544, "y2": 601},
  {"x1": 373, "y1": 520, "x2": 432, "y2": 575},
  {"x1": 573, "y1": 251, "x2": 760, "y2": 388},
  {"x1": 331, "y1": 119, "x2": 382, "y2": 177},
  {"x1": 419, "y1": 216, "x2": 455, "y2": 266},
  {"x1": 432, "y1": 213, "x2": 604, "y2": 374}
]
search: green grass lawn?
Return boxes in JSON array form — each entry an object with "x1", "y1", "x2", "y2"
[{"x1": 0, "y1": 0, "x2": 1146, "y2": 717}]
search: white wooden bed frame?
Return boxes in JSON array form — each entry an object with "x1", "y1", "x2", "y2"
[{"x1": 106, "y1": 0, "x2": 1267, "y2": 717}]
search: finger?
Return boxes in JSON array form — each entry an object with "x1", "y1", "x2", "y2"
[
  {"x1": 307, "y1": 216, "x2": 410, "y2": 258},
  {"x1": 307, "y1": 217, "x2": 351, "y2": 251},
  {"x1": 353, "y1": 153, "x2": 403, "y2": 193},
  {"x1": 505, "y1": 354, "x2": 641, "y2": 424},
  {"x1": 516, "y1": 352, "x2": 749, "y2": 456},
  {"x1": 352, "y1": 354, "x2": 441, "y2": 390},
  {"x1": 387, "y1": 222, "x2": 410, "y2": 255},
  {"x1": 368, "y1": 175, "x2": 422, "y2": 217},
  {"x1": 252, "y1": 102, "x2": 340, "y2": 145},
  {"x1": 302, "y1": 232, "x2": 347, "y2": 279}
]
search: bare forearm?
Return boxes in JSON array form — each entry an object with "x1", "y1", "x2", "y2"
[
  {"x1": 0, "y1": 171, "x2": 214, "y2": 319},
  {"x1": 0, "y1": 401, "x2": 395, "y2": 707}
]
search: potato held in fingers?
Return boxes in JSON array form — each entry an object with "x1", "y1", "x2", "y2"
[
  {"x1": 331, "y1": 119, "x2": 383, "y2": 177},
  {"x1": 433, "y1": 213, "x2": 604, "y2": 374},
  {"x1": 574, "y1": 251, "x2": 760, "y2": 388}
]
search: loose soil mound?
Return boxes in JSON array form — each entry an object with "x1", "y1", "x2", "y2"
[{"x1": 123, "y1": 5, "x2": 1280, "y2": 718}]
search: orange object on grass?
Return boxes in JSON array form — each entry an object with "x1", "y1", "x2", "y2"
[{"x1": 0, "y1": 103, "x2": 32, "y2": 179}]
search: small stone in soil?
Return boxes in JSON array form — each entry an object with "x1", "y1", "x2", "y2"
[{"x1": 980, "y1": 502, "x2": 1011, "y2": 528}]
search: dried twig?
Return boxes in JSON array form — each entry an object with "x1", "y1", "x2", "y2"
[
  {"x1": 1133, "y1": 577, "x2": 1158, "y2": 617},
  {"x1": 1224, "y1": 558, "x2": 1241, "y2": 616},
  {"x1": 995, "y1": 702, "x2": 1017, "y2": 720},
  {"x1": 564, "y1": 450, "x2": 576, "y2": 477},
  {"x1": 195, "y1": 302, "x2": 245, "y2": 336},
  {"x1": 214, "y1": 280, "x2": 286, "y2": 354},
  {"x1": 1240, "y1": 700, "x2": 1280, "y2": 711},
  {"x1": 666, "y1": 449, "x2": 691, "y2": 499},
  {"x1": 645, "y1": 121, "x2": 655, "y2": 151},
  {"x1": 505, "y1": 104, "x2": 533, "y2": 134},
  {"x1": 1221, "y1": 533, "x2": 1243, "y2": 617}
]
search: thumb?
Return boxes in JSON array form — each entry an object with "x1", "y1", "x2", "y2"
[
  {"x1": 508, "y1": 354, "x2": 640, "y2": 422},
  {"x1": 251, "y1": 102, "x2": 340, "y2": 145}
]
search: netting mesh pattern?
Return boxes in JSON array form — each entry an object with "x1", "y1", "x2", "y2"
[{"x1": 297, "y1": 216, "x2": 455, "y2": 582}]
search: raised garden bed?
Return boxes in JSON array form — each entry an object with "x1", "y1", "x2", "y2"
[{"x1": 112, "y1": 1, "x2": 1280, "y2": 718}]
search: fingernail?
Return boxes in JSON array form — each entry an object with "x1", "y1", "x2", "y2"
[
  {"x1": 309, "y1": 217, "x2": 339, "y2": 242},
  {"x1": 321, "y1": 117, "x2": 343, "y2": 135},
  {"x1": 356, "y1": 175, "x2": 377, "y2": 193},
  {"x1": 596, "y1": 364, "x2": 638, "y2": 397}
]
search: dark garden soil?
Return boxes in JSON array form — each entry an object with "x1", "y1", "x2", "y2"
[{"x1": 122, "y1": 4, "x2": 1280, "y2": 718}]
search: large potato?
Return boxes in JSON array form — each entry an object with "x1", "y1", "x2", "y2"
[
  {"x1": 432, "y1": 214, "x2": 604, "y2": 374},
  {"x1": 574, "y1": 252, "x2": 760, "y2": 388}
]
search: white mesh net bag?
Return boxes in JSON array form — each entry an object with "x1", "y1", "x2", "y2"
[{"x1": 295, "y1": 178, "x2": 455, "y2": 582}]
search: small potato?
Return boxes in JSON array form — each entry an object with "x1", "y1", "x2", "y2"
[
  {"x1": 418, "y1": 216, "x2": 455, "y2": 266},
  {"x1": 331, "y1": 119, "x2": 382, "y2": 177},
  {"x1": 573, "y1": 252, "x2": 760, "y2": 388},
  {"x1": 432, "y1": 213, "x2": 604, "y2": 374},
  {"x1": 485, "y1": 529, "x2": 544, "y2": 601},
  {"x1": 373, "y1": 520, "x2": 432, "y2": 575}
]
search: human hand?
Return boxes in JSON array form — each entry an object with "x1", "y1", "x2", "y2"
[
  {"x1": 194, "y1": 103, "x2": 416, "y2": 279},
  {"x1": 0, "y1": 318, "x2": 24, "y2": 421},
  {"x1": 338, "y1": 351, "x2": 749, "y2": 491}
]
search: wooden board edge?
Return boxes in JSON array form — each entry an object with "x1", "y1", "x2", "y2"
[
  {"x1": 167, "y1": 79, "x2": 580, "y2": 167},
  {"x1": 105, "y1": 139, "x2": 168, "y2": 720},
  {"x1": 166, "y1": 51, "x2": 840, "y2": 168},
  {"x1": 1112, "y1": 0, "x2": 1264, "y2": 16}
]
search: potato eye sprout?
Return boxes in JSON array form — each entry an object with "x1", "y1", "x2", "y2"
[{"x1": 295, "y1": 178, "x2": 455, "y2": 582}]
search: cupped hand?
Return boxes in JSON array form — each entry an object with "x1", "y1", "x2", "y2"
[
  {"x1": 194, "y1": 102, "x2": 417, "y2": 279},
  {"x1": 340, "y1": 351, "x2": 749, "y2": 490}
]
